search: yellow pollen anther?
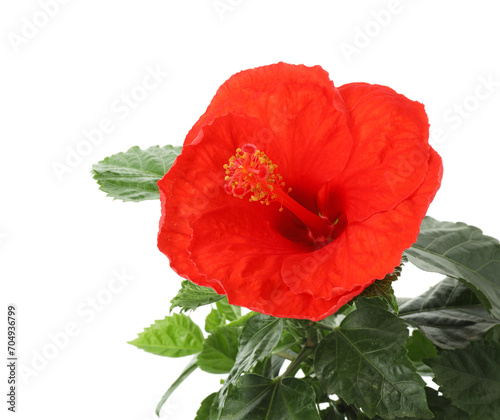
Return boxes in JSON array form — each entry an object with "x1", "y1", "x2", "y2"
[{"x1": 224, "y1": 143, "x2": 283, "y2": 205}]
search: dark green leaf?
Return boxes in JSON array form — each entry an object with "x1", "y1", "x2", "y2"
[
  {"x1": 357, "y1": 265, "x2": 404, "y2": 313},
  {"x1": 486, "y1": 324, "x2": 500, "y2": 341},
  {"x1": 220, "y1": 374, "x2": 321, "y2": 420},
  {"x1": 406, "y1": 330, "x2": 437, "y2": 363},
  {"x1": 406, "y1": 217, "x2": 500, "y2": 320},
  {"x1": 128, "y1": 313, "x2": 204, "y2": 357},
  {"x1": 252, "y1": 355, "x2": 286, "y2": 379},
  {"x1": 319, "y1": 404, "x2": 346, "y2": 420},
  {"x1": 170, "y1": 280, "x2": 225, "y2": 313},
  {"x1": 92, "y1": 145, "x2": 181, "y2": 201},
  {"x1": 315, "y1": 298, "x2": 432, "y2": 419},
  {"x1": 399, "y1": 277, "x2": 499, "y2": 349},
  {"x1": 426, "y1": 340, "x2": 500, "y2": 419},
  {"x1": 195, "y1": 393, "x2": 217, "y2": 420},
  {"x1": 210, "y1": 315, "x2": 283, "y2": 419},
  {"x1": 198, "y1": 327, "x2": 240, "y2": 374},
  {"x1": 395, "y1": 387, "x2": 469, "y2": 420},
  {"x1": 156, "y1": 356, "x2": 198, "y2": 416}
]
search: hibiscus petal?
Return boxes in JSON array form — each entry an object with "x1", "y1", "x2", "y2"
[
  {"x1": 188, "y1": 204, "x2": 366, "y2": 321},
  {"x1": 184, "y1": 62, "x2": 354, "y2": 212},
  {"x1": 283, "y1": 148, "x2": 443, "y2": 300},
  {"x1": 322, "y1": 82, "x2": 432, "y2": 222},
  {"x1": 158, "y1": 115, "x2": 274, "y2": 291}
]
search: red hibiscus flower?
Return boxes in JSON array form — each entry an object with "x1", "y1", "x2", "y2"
[{"x1": 157, "y1": 62, "x2": 443, "y2": 321}]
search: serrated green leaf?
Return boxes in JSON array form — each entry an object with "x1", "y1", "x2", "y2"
[
  {"x1": 156, "y1": 356, "x2": 198, "y2": 416},
  {"x1": 425, "y1": 340, "x2": 500, "y2": 419},
  {"x1": 198, "y1": 327, "x2": 241, "y2": 374},
  {"x1": 399, "y1": 277, "x2": 499, "y2": 349},
  {"x1": 195, "y1": 393, "x2": 217, "y2": 420},
  {"x1": 406, "y1": 217, "x2": 500, "y2": 320},
  {"x1": 92, "y1": 145, "x2": 181, "y2": 201},
  {"x1": 314, "y1": 298, "x2": 432, "y2": 419},
  {"x1": 210, "y1": 315, "x2": 283, "y2": 419},
  {"x1": 128, "y1": 313, "x2": 204, "y2": 357},
  {"x1": 170, "y1": 280, "x2": 225, "y2": 312},
  {"x1": 220, "y1": 374, "x2": 321, "y2": 420}
]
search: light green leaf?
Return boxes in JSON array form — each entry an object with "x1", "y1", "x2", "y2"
[
  {"x1": 156, "y1": 356, "x2": 198, "y2": 416},
  {"x1": 406, "y1": 217, "x2": 500, "y2": 320},
  {"x1": 314, "y1": 298, "x2": 432, "y2": 419},
  {"x1": 426, "y1": 340, "x2": 500, "y2": 419},
  {"x1": 92, "y1": 145, "x2": 181, "y2": 201},
  {"x1": 198, "y1": 327, "x2": 241, "y2": 374},
  {"x1": 205, "y1": 298, "x2": 241, "y2": 333},
  {"x1": 170, "y1": 280, "x2": 225, "y2": 313},
  {"x1": 220, "y1": 374, "x2": 321, "y2": 420},
  {"x1": 215, "y1": 299, "x2": 241, "y2": 322},
  {"x1": 128, "y1": 313, "x2": 204, "y2": 357},
  {"x1": 210, "y1": 315, "x2": 283, "y2": 419},
  {"x1": 399, "y1": 277, "x2": 499, "y2": 349}
]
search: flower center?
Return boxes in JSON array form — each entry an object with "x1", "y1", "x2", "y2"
[{"x1": 224, "y1": 144, "x2": 334, "y2": 241}]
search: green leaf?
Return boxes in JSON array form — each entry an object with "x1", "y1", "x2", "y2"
[
  {"x1": 399, "y1": 277, "x2": 499, "y2": 349},
  {"x1": 195, "y1": 393, "x2": 217, "y2": 420},
  {"x1": 425, "y1": 340, "x2": 500, "y2": 419},
  {"x1": 170, "y1": 280, "x2": 225, "y2": 313},
  {"x1": 205, "y1": 299, "x2": 242, "y2": 333},
  {"x1": 220, "y1": 374, "x2": 321, "y2": 420},
  {"x1": 406, "y1": 330, "x2": 437, "y2": 363},
  {"x1": 357, "y1": 264, "x2": 404, "y2": 313},
  {"x1": 156, "y1": 356, "x2": 198, "y2": 416},
  {"x1": 198, "y1": 327, "x2": 241, "y2": 374},
  {"x1": 314, "y1": 298, "x2": 432, "y2": 419},
  {"x1": 92, "y1": 145, "x2": 181, "y2": 201},
  {"x1": 406, "y1": 217, "x2": 500, "y2": 320},
  {"x1": 395, "y1": 387, "x2": 469, "y2": 420},
  {"x1": 210, "y1": 315, "x2": 283, "y2": 419},
  {"x1": 215, "y1": 299, "x2": 241, "y2": 322},
  {"x1": 205, "y1": 308, "x2": 226, "y2": 333},
  {"x1": 128, "y1": 313, "x2": 204, "y2": 357},
  {"x1": 252, "y1": 355, "x2": 286, "y2": 379}
]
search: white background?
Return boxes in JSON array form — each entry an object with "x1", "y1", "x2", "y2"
[{"x1": 1, "y1": 1, "x2": 500, "y2": 419}]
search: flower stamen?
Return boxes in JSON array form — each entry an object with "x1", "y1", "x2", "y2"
[{"x1": 224, "y1": 144, "x2": 334, "y2": 240}]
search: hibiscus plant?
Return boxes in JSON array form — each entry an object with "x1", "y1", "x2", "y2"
[{"x1": 93, "y1": 63, "x2": 500, "y2": 419}]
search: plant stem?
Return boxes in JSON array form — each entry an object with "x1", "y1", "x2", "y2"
[
  {"x1": 279, "y1": 346, "x2": 314, "y2": 378},
  {"x1": 275, "y1": 351, "x2": 295, "y2": 361}
]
